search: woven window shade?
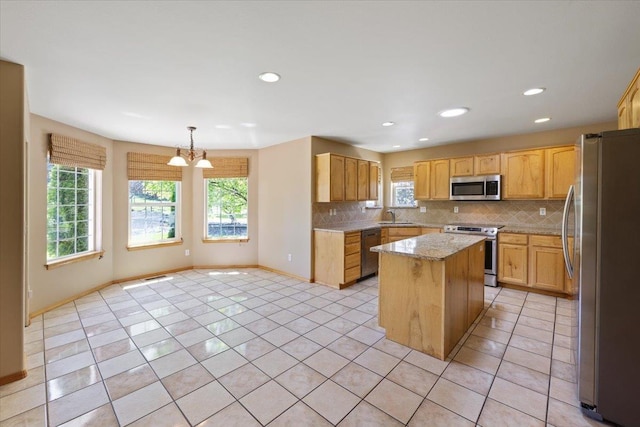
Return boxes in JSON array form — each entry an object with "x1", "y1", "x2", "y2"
[
  {"x1": 203, "y1": 157, "x2": 249, "y2": 179},
  {"x1": 49, "y1": 134, "x2": 107, "y2": 170},
  {"x1": 390, "y1": 166, "x2": 414, "y2": 182},
  {"x1": 127, "y1": 152, "x2": 183, "y2": 181}
]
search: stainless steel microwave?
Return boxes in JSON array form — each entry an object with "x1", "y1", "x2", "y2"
[{"x1": 450, "y1": 175, "x2": 501, "y2": 201}]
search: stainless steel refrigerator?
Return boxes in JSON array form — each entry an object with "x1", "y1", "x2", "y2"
[{"x1": 562, "y1": 128, "x2": 640, "y2": 426}]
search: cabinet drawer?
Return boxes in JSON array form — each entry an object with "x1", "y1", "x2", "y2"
[
  {"x1": 530, "y1": 234, "x2": 562, "y2": 248},
  {"x1": 345, "y1": 242, "x2": 360, "y2": 255},
  {"x1": 345, "y1": 233, "x2": 361, "y2": 245},
  {"x1": 499, "y1": 233, "x2": 528, "y2": 245},
  {"x1": 345, "y1": 266, "x2": 361, "y2": 282},
  {"x1": 388, "y1": 227, "x2": 421, "y2": 237},
  {"x1": 345, "y1": 253, "x2": 360, "y2": 269}
]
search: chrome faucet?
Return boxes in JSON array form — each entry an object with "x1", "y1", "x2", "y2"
[{"x1": 386, "y1": 209, "x2": 396, "y2": 224}]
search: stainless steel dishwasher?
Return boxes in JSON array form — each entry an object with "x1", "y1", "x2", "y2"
[{"x1": 361, "y1": 228, "x2": 381, "y2": 277}]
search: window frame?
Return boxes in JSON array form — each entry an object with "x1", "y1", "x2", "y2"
[
  {"x1": 127, "y1": 180, "x2": 182, "y2": 249},
  {"x1": 390, "y1": 180, "x2": 417, "y2": 208},
  {"x1": 45, "y1": 163, "x2": 103, "y2": 267},
  {"x1": 203, "y1": 176, "x2": 249, "y2": 243}
]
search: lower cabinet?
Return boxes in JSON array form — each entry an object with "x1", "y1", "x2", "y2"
[
  {"x1": 384, "y1": 227, "x2": 422, "y2": 244},
  {"x1": 314, "y1": 230, "x2": 361, "y2": 289},
  {"x1": 498, "y1": 232, "x2": 573, "y2": 295}
]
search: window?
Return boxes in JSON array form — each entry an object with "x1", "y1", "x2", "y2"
[
  {"x1": 205, "y1": 177, "x2": 248, "y2": 240},
  {"x1": 391, "y1": 181, "x2": 417, "y2": 207},
  {"x1": 47, "y1": 164, "x2": 96, "y2": 260},
  {"x1": 129, "y1": 180, "x2": 180, "y2": 246}
]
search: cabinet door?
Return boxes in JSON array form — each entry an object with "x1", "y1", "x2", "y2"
[
  {"x1": 498, "y1": 243, "x2": 528, "y2": 285},
  {"x1": 369, "y1": 162, "x2": 379, "y2": 201},
  {"x1": 344, "y1": 157, "x2": 357, "y2": 201},
  {"x1": 414, "y1": 161, "x2": 430, "y2": 200},
  {"x1": 629, "y1": 79, "x2": 640, "y2": 128},
  {"x1": 545, "y1": 146, "x2": 575, "y2": 199},
  {"x1": 357, "y1": 159, "x2": 369, "y2": 201},
  {"x1": 529, "y1": 246, "x2": 565, "y2": 292},
  {"x1": 450, "y1": 157, "x2": 474, "y2": 177},
  {"x1": 474, "y1": 153, "x2": 501, "y2": 175},
  {"x1": 430, "y1": 160, "x2": 450, "y2": 199},
  {"x1": 329, "y1": 155, "x2": 345, "y2": 201},
  {"x1": 502, "y1": 150, "x2": 545, "y2": 199},
  {"x1": 421, "y1": 227, "x2": 441, "y2": 234}
]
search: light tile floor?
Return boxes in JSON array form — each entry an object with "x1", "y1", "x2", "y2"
[{"x1": 0, "y1": 268, "x2": 609, "y2": 426}]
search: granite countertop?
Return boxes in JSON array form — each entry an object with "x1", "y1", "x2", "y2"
[
  {"x1": 371, "y1": 233, "x2": 486, "y2": 261},
  {"x1": 500, "y1": 226, "x2": 562, "y2": 236},
  {"x1": 314, "y1": 222, "x2": 445, "y2": 233}
]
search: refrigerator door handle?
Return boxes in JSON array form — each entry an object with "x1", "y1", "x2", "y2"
[{"x1": 562, "y1": 184, "x2": 574, "y2": 279}]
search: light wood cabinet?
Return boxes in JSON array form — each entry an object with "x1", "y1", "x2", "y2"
[
  {"x1": 498, "y1": 232, "x2": 574, "y2": 295},
  {"x1": 474, "y1": 153, "x2": 501, "y2": 175},
  {"x1": 357, "y1": 159, "x2": 369, "y2": 201},
  {"x1": 618, "y1": 67, "x2": 640, "y2": 129},
  {"x1": 450, "y1": 157, "x2": 474, "y2": 177},
  {"x1": 314, "y1": 230, "x2": 361, "y2": 289},
  {"x1": 414, "y1": 161, "x2": 431, "y2": 200},
  {"x1": 386, "y1": 227, "x2": 422, "y2": 243},
  {"x1": 529, "y1": 235, "x2": 565, "y2": 293},
  {"x1": 430, "y1": 159, "x2": 450, "y2": 199},
  {"x1": 369, "y1": 162, "x2": 379, "y2": 201},
  {"x1": 344, "y1": 157, "x2": 357, "y2": 201},
  {"x1": 502, "y1": 149, "x2": 545, "y2": 199},
  {"x1": 421, "y1": 227, "x2": 442, "y2": 234},
  {"x1": 545, "y1": 146, "x2": 575, "y2": 199},
  {"x1": 316, "y1": 153, "x2": 344, "y2": 202}
]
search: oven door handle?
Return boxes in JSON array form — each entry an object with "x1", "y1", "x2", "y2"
[{"x1": 561, "y1": 185, "x2": 574, "y2": 279}]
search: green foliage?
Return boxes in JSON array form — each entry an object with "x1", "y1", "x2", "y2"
[{"x1": 207, "y1": 178, "x2": 247, "y2": 217}]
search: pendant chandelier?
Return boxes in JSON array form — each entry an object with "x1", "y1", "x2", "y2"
[{"x1": 167, "y1": 126, "x2": 213, "y2": 168}]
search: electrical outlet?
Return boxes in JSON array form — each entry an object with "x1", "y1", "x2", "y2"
[
  {"x1": 361, "y1": 206, "x2": 366, "y2": 213},
  {"x1": 287, "y1": 254, "x2": 292, "y2": 262},
  {"x1": 454, "y1": 206, "x2": 459, "y2": 213},
  {"x1": 185, "y1": 249, "x2": 190, "y2": 256},
  {"x1": 28, "y1": 289, "x2": 33, "y2": 299},
  {"x1": 419, "y1": 206, "x2": 426, "y2": 213},
  {"x1": 329, "y1": 208, "x2": 332, "y2": 215},
  {"x1": 540, "y1": 208, "x2": 546, "y2": 216}
]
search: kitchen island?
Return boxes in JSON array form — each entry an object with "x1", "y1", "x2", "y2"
[{"x1": 372, "y1": 233, "x2": 486, "y2": 360}]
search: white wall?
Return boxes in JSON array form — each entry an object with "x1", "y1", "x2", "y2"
[{"x1": 258, "y1": 137, "x2": 312, "y2": 279}]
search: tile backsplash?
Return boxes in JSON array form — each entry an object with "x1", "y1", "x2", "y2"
[{"x1": 313, "y1": 200, "x2": 565, "y2": 230}]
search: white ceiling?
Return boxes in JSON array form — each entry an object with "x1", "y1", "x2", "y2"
[{"x1": 1, "y1": 1, "x2": 639, "y2": 153}]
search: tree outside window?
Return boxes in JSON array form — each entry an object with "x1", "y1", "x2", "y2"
[
  {"x1": 129, "y1": 180, "x2": 180, "y2": 245},
  {"x1": 391, "y1": 181, "x2": 417, "y2": 207},
  {"x1": 206, "y1": 177, "x2": 248, "y2": 239},
  {"x1": 47, "y1": 164, "x2": 95, "y2": 259}
]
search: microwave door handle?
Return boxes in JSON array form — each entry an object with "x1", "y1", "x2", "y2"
[{"x1": 562, "y1": 185, "x2": 574, "y2": 279}]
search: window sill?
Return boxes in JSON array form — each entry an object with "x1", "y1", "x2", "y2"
[
  {"x1": 202, "y1": 238, "x2": 249, "y2": 244},
  {"x1": 45, "y1": 250, "x2": 105, "y2": 270},
  {"x1": 127, "y1": 239, "x2": 183, "y2": 251}
]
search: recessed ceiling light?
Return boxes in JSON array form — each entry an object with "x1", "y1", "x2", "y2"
[
  {"x1": 215, "y1": 124, "x2": 231, "y2": 129},
  {"x1": 418, "y1": 137, "x2": 429, "y2": 142},
  {"x1": 523, "y1": 87, "x2": 545, "y2": 96},
  {"x1": 392, "y1": 145, "x2": 401, "y2": 148},
  {"x1": 438, "y1": 107, "x2": 469, "y2": 118},
  {"x1": 382, "y1": 121, "x2": 395, "y2": 127},
  {"x1": 258, "y1": 72, "x2": 280, "y2": 83},
  {"x1": 534, "y1": 117, "x2": 551, "y2": 123},
  {"x1": 240, "y1": 122, "x2": 257, "y2": 128}
]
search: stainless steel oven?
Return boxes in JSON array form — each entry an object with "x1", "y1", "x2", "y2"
[{"x1": 444, "y1": 224, "x2": 503, "y2": 286}]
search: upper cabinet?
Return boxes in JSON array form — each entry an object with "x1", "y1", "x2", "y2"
[
  {"x1": 369, "y1": 162, "x2": 379, "y2": 201},
  {"x1": 618, "y1": 67, "x2": 640, "y2": 130},
  {"x1": 316, "y1": 153, "x2": 345, "y2": 202},
  {"x1": 474, "y1": 153, "x2": 501, "y2": 175},
  {"x1": 449, "y1": 157, "x2": 474, "y2": 177},
  {"x1": 430, "y1": 160, "x2": 450, "y2": 199},
  {"x1": 344, "y1": 157, "x2": 358, "y2": 201},
  {"x1": 502, "y1": 149, "x2": 545, "y2": 199},
  {"x1": 545, "y1": 146, "x2": 575, "y2": 199},
  {"x1": 357, "y1": 159, "x2": 369, "y2": 201},
  {"x1": 414, "y1": 161, "x2": 431, "y2": 200},
  {"x1": 315, "y1": 153, "x2": 379, "y2": 202}
]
